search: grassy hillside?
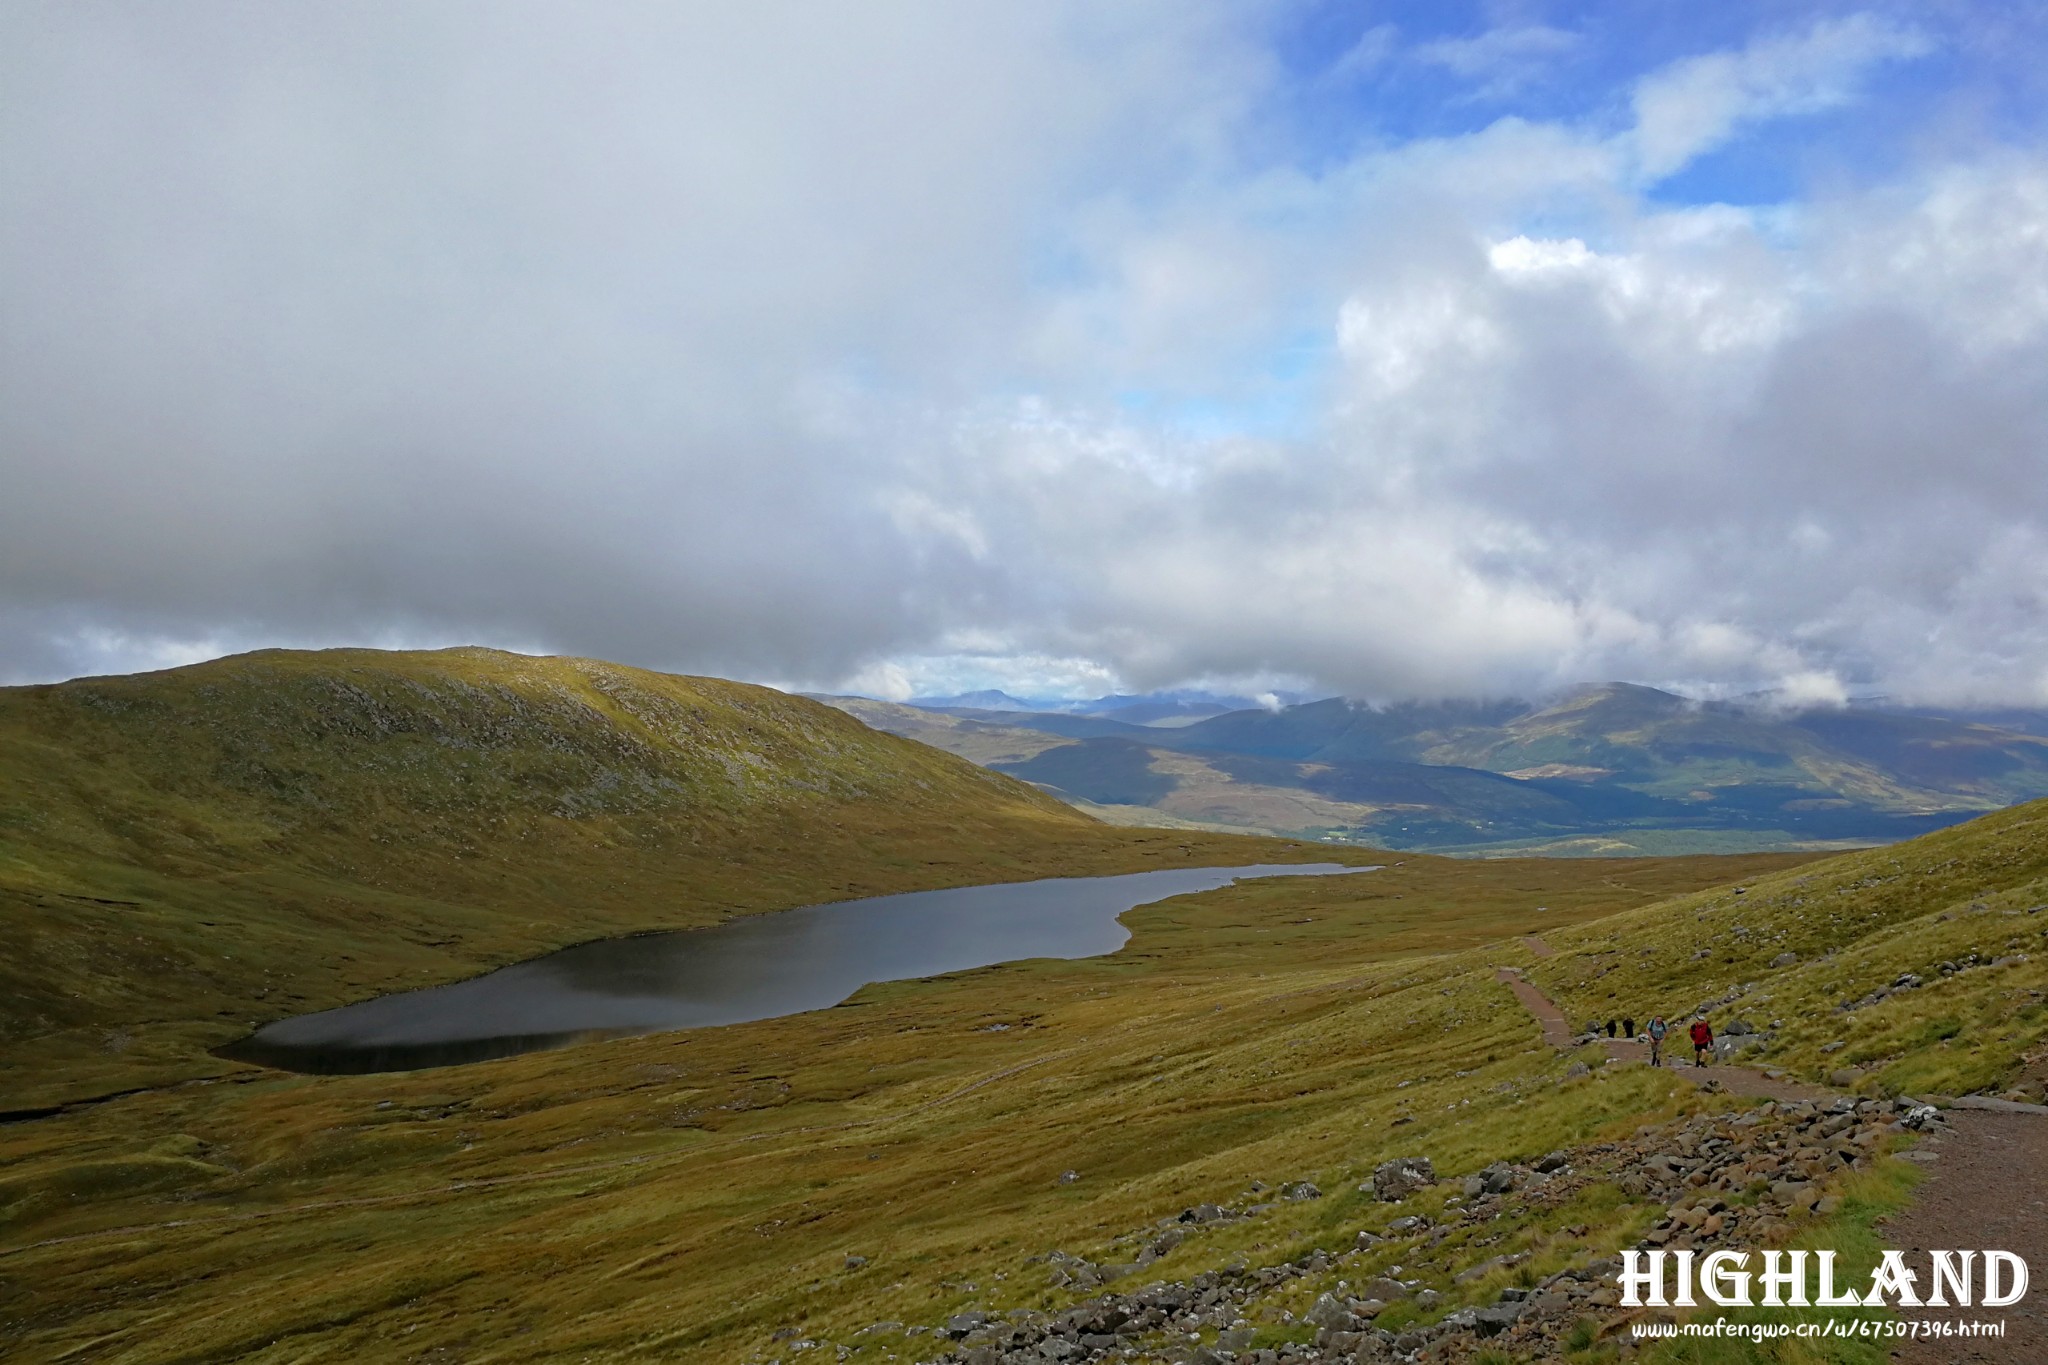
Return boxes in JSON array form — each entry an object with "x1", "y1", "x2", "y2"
[
  {"x1": 0, "y1": 648, "x2": 1334, "y2": 1109},
  {"x1": 1520, "y1": 796, "x2": 2048, "y2": 1103},
  {"x1": 0, "y1": 846, "x2": 1816, "y2": 1364}
]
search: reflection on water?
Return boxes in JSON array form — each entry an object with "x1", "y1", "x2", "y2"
[{"x1": 218, "y1": 863, "x2": 1368, "y2": 1074}]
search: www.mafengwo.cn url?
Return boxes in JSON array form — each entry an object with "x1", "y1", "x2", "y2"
[{"x1": 1631, "y1": 1318, "x2": 2006, "y2": 1341}]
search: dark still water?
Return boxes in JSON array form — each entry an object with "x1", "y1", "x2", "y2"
[{"x1": 221, "y1": 863, "x2": 1369, "y2": 1074}]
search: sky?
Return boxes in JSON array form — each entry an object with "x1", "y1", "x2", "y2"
[{"x1": 5, "y1": 1, "x2": 2048, "y2": 706}]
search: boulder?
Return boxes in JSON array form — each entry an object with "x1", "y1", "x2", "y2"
[
  {"x1": 945, "y1": 1311, "x2": 991, "y2": 1338},
  {"x1": 1475, "y1": 1303, "x2": 1526, "y2": 1336},
  {"x1": 1900, "y1": 1104, "x2": 1944, "y2": 1131},
  {"x1": 1371, "y1": 1157, "x2": 1437, "y2": 1202}
]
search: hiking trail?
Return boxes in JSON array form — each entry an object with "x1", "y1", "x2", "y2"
[
  {"x1": 1501, "y1": 934, "x2": 2048, "y2": 1359},
  {"x1": 1494, "y1": 951, "x2": 1831, "y2": 1104}
]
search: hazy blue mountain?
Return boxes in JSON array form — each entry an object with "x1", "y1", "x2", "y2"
[
  {"x1": 826, "y1": 681, "x2": 2048, "y2": 853},
  {"x1": 904, "y1": 687, "x2": 1299, "y2": 725}
]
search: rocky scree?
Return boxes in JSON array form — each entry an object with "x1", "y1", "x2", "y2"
[{"x1": 765, "y1": 1097, "x2": 1938, "y2": 1365}]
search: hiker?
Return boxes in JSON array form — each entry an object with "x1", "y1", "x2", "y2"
[
  {"x1": 1624, "y1": 1016, "x2": 1636, "y2": 1040},
  {"x1": 1646, "y1": 1015, "x2": 1668, "y2": 1066},
  {"x1": 1605, "y1": 1019, "x2": 1617, "y2": 1038},
  {"x1": 1689, "y1": 1015, "x2": 1714, "y2": 1066}
]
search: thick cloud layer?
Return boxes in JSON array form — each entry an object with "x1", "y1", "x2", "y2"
[{"x1": 4, "y1": 4, "x2": 2048, "y2": 704}]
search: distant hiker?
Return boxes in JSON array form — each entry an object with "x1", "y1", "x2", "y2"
[
  {"x1": 1624, "y1": 1017, "x2": 1636, "y2": 1040},
  {"x1": 1605, "y1": 1019, "x2": 1617, "y2": 1038},
  {"x1": 1647, "y1": 1016, "x2": 1668, "y2": 1067},
  {"x1": 1690, "y1": 1015, "x2": 1714, "y2": 1066}
]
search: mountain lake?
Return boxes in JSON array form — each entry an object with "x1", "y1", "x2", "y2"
[{"x1": 219, "y1": 863, "x2": 1372, "y2": 1073}]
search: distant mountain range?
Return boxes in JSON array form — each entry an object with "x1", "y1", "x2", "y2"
[
  {"x1": 816, "y1": 683, "x2": 2048, "y2": 855},
  {"x1": 906, "y1": 688, "x2": 1316, "y2": 727}
]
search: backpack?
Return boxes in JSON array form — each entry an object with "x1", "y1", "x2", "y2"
[{"x1": 1647, "y1": 1017, "x2": 1667, "y2": 1041}]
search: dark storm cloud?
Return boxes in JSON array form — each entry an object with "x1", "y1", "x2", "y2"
[{"x1": 0, "y1": 1, "x2": 1255, "y2": 680}]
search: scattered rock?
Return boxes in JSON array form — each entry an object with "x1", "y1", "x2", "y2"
[
  {"x1": 943, "y1": 1311, "x2": 990, "y2": 1339},
  {"x1": 1900, "y1": 1104, "x2": 1944, "y2": 1131},
  {"x1": 1360, "y1": 1275, "x2": 1412, "y2": 1301},
  {"x1": 1370, "y1": 1156, "x2": 1436, "y2": 1202},
  {"x1": 909, "y1": 1100, "x2": 1895, "y2": 1365}
]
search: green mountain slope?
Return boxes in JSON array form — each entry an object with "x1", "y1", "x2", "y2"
[
  {"x1": 2, "y1": 648, "x2": 1306, "y2": 1108},
  {"x1": 1522, "y1": 794, "x2": 2048, "y2": 1102}
]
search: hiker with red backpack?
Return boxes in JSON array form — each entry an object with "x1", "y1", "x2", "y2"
[{"x1": 1689, "y1": 1015, "x2": 1714, "y2": 1066}]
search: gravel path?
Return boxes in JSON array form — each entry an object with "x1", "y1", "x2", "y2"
[
  {"x1": 1501, "y1": 942, "x2": 2045, "y2": 1353},
  {"x1": 1494, "y1": 968, "x2": 1577, "y2": 1047},
  {"x1": 1494, "y1": 966, "x2": 1827, "y2": 1102},
  {"x1": 1880, "y1": 1111, "x2": 2048, "y2": 1364}
]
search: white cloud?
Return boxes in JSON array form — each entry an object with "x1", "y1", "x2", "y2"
[
  {"x1": 1327, "y1": 24, "x2": 1398, "y2": 82},
  {"x1": 1629, "y1": 14, "x2": 1934, "y2": 180},
  {"x1": 1774, "y1": 669, "x2": 1851, "y2": 710},
  {"x1": 1413, "y1": 24, "x2": 1581, "y2": 99}
]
